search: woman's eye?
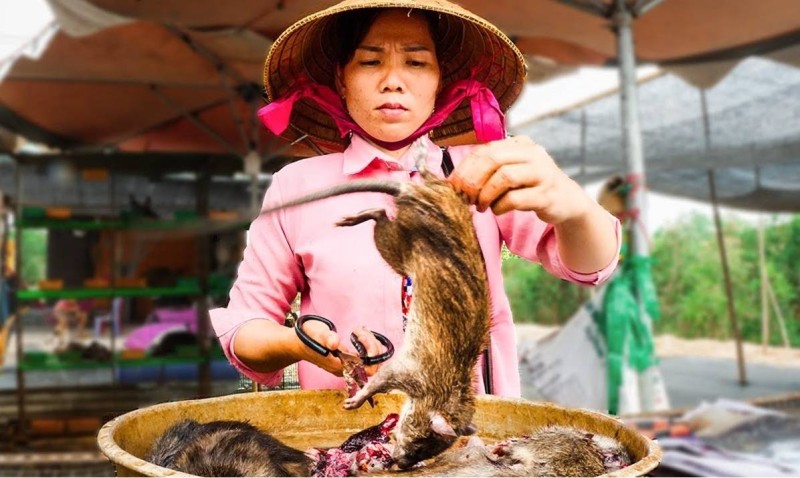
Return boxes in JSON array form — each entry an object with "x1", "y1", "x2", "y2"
[
  {"x1": 408, "y1": 60, "x2": 426, "y2": 67},
  {"x1": 359, "y1": 60, "x2": 380, "y2": 66}
]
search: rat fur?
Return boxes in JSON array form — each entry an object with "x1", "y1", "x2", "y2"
[
  {"x1": 259, "y1": 139, "x2": 490, "y2": 469},
  {"x1": 373, "y1": 426, "x2": 608, "y2": 477},
  {"x1": 146, "y1": 419, "x2": 312, "y2": 477}
]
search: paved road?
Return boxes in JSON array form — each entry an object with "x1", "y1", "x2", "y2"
[
  {"x1": 519, "y1": 354, "x2": 800, "y2": 411},
  {"x1": 659, "y1": 356, "x2": 800, "y2": 409}
]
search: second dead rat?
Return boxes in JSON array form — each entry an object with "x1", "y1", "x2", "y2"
[
  {"x1": 260, "y1": 138, "x2": 490, "y2": 469},
  {"x1": 374, "y1": 426, "x2": 613, "y2": 477}
]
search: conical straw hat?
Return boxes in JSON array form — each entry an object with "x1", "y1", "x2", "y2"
[{"x1": 264, "y1": 0, "x2": 527, "y2": 152}]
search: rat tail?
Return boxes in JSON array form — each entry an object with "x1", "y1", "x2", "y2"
[{"x1": 258, "y1": 179, "x2": 406, "y2": 216}]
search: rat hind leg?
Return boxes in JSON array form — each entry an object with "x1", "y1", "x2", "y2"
[
  {"x1": 343, "y1": 362, "x2": 410, "y2": 410},
  {"x1": 336, "y1": 208, "x2": 387, "y2": 227}
]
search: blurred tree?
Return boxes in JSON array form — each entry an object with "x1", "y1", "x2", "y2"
[
  {"x1": 503, "y1": 213, "x2": 799, "y2": 346},
  {"x1": 502, "y1": 253, "x2": 587, "y2": 325}
]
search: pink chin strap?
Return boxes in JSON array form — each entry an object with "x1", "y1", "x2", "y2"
[{"x1": 259, "y1": 74, "x2": 506, "y2": 150}]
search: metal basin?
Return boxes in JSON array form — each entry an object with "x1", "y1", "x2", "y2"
[{"x1": 97, "y1": 390, "x2": 661, "y2": 476}]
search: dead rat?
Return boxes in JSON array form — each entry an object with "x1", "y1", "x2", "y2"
[
  {"x1": 387, "y1": 426, "x2": 610, "y2": 477},
  {"x1": 260, "y1": 138, "x2": 491, "y2": 469},
  {"x1": 147, "y1": 419, "x2": 313, "y2": 477}
]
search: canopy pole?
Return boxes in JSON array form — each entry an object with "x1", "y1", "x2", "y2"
[
  {"x1": 766, "y1": 276, "x2": 791, "y2": 349},
  {"x1": 196, "y1": 165, "x2": 212, "y2": 398},
  {"x1": 707, "y1": 170, "x2": 748, "y2": 385},
  {"x1": 13, "y1": 156, "x2": 26, "y2": 441},
  {"x1": 579, "y1": 109, "x2": 587, "y2": 178},
  {"x1": 613, "y1": 0, "x2": 649, "y2": 259},
  {"x1": 758, "y1": 215, "x2": 770, "y2": 352},
  {"x1": 612, "y1": 0, "x2": 673, "y2": 414},
  {"x1": 700, "y1": 91, "x2": 747, "y2": 385}
]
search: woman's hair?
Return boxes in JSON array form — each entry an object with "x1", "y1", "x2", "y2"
[{"x1": 330, "y1": 8, "x2": 444, "y2": 68}]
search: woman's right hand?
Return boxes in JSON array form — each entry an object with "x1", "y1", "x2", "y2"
[
  {"x1": 233, "y1": 319, "x2": 344, "y2": 375},
  {"x1": 234, "y1": 318, "x2": 389, "y2": 377},
  {"x1": 293, "y1": 319, "x2": 346, "y2": 376},
  {"x1": 295, "y1": 323, "x2": 388, "y2": 377}
]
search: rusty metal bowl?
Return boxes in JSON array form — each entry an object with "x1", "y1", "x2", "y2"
[{"x1": 97, "y1": 390, "x2": 661, "y2": 477}]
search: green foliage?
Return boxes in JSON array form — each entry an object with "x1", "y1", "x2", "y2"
[
  {"x1": 20, "y1": 229, "x2": 47, "y2": 286},
  {"x1": 502, "y1": 253, "x2": 587, "y2": 325},
  {"x1": 501, "y1": 212, "x2": 800, "y2": 345},
  {"x1": 650, "y1": 213, "x2": 799, "y2": 346}
]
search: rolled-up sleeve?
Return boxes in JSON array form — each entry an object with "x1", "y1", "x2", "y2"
[
  {"x1": 496, "y1": 208, "x2": 621, "y2": 286},
  {"x1": 209, "y1": 172, "x2": 305, "y2": 385}
]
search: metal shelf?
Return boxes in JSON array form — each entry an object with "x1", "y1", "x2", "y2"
[{"x1": 16, "y1": 286, "x2": 202, "y2": 301}]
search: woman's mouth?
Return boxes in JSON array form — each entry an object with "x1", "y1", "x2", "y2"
[
  {"x1": 376, "y1": 103, "x2": 408, "y2": 120},
  {"x1": 377, "y1": 103, "x2": 407, "y2": 111}
]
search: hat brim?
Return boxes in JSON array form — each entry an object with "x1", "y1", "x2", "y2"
[{"x1": 264, "y1": 0, "x2": 527, "y2": 153}]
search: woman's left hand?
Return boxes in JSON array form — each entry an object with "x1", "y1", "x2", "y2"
[
  {"x1": 349, "y1": 326, "x2": 388, "y2": 377},
  {"x1": 448, "y1": 135, "x2": 592, "y2": 224}
]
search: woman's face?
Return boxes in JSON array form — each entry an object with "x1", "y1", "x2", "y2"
[{"x1": 338, "y1": 9, "x2": 441, "y2": 145}]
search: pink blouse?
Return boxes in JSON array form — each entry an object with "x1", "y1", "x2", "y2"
[{"x1": 210, "y1": 135, "x2": 620, "y2": 397}]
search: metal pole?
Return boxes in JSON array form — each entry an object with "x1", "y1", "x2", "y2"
[
  {"x1": 196, "y1": 165, "x2": 212, "y2": 398},
  {"x1": 613, "y1": 0, "x2": 665, "y2": 413},
  {"x1": 579, "y1": 109, "x2": 587, "y2": 178},
  {"x1": 13, "y1": 157, "x2": 26, "y2": 441},
  {"x1": 612, "y1": 0, "x2": 655, "y2": 413},
  {"x1": 613, "y1": 0, "x2": 649, "y2": 258},
  {"x1": 700, "y1": 91, "x2": 747, "y2": 386}
]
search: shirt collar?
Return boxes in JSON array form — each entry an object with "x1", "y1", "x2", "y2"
[{"x1": 342, "y1": 134, "x2": 443, "y2": 176}]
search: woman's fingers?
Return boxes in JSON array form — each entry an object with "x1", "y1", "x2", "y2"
[
  {"x1": 448, "y1": 144, "x2": 499, "y2": 204},
  {"x1": 299, "y1": 320, "x2": 344, "y2": 375},
  {"x1": 299, "y1": 323, "x2": 389, "y2": 377},
  {"x1": 350, "y1": 326, "x2": 387, "y2": 376},
  {"x1": 475, "y1": 163, "x2": 540, "y2": 212},
  {"x1": 449, "y1": 136, "x2": 547, "y2": 206},
  {"x1": 489, "y1": 186, "x2": 549, "y2": 216},
  {"x1": 448, "y1": 135, "x2": 592, "y2": 223}
]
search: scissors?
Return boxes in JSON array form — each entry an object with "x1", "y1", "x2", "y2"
[{"x1": 294, "y1": 314, "x2": 395, "y2": 366}]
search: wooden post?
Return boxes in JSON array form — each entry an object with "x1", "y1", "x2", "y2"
[
  {"x1": 708, "y1": 169, "x2": 747, "y2": 386},
  {"x1": 766, "y1": 279, "x2": 791, "y2": 349},
  {"x1": 701, "y1": 90, "x2": 746, "y2": 386},
  {"x1": 758, "y1": 216, "x2": 769, "y2": 352}
]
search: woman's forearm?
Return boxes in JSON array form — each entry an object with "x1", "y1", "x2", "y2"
[
  {"x1": 231, "y1": 316, "x2": 346, "y2": 376},
  {"x1": 554, "y1": 201, "x2": 619, "y2": 274},
  {"x1": 232, "y1": 319, "x2": 305, "y2": 373}
]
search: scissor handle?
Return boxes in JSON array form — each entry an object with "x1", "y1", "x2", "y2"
[
  {"x1": 350, "y1": 331, "x2": 395, "y2": 366},
  {"x1": 295, "y1": 314, "x2": 338, "y2": 357}
]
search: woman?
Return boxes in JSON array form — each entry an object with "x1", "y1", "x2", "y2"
[{"x1": 210, "y1": 0, "x2": 620, "y2": 397}]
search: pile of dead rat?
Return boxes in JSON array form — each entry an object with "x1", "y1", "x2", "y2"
[
  {"x1": 147, "y1": 414, "x2": 632, "y2": 477},
  {"x1": 133, "y1": 143, "x2": 640, "y2": 477}
]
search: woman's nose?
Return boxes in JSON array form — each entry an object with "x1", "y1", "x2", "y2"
[{"x1": 379, "y1": 60, "x2": 405, "y2": 92}]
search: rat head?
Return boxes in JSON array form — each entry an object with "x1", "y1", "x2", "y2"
[{"x1": 391, "y1": 401, "x2": 476, "y2": 469}]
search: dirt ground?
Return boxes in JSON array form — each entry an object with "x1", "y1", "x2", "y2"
[{"x1": 515, "y1": 323, "x2": 800, "y2": 369}]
